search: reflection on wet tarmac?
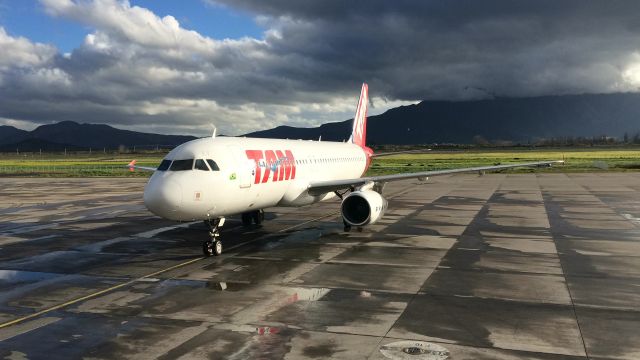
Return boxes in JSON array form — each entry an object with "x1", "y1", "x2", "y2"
[{"x1": 0, "y1": 270, "x2": 59, "y2": 282}]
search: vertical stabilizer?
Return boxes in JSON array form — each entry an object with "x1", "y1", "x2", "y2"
[{"x1": 348, "y1": 83, "x2": 368, "y2": 148}]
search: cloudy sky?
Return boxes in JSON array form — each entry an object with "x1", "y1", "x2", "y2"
[{"x1": 1, "y1": 0, "x2": 639, "y2": 136}]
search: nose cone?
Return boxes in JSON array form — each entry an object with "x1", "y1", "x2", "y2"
[{"x1": 144, "y1": 176, "x2": 183, "y2": 219}]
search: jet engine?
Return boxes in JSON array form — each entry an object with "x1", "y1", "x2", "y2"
[{"x1": 341, "y1": 190, "x2": 388, "y2": 226}]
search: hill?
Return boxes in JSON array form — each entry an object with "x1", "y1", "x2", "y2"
[
  {"x1": 2, "y1": 92, "x2": 640, "y2": 149},
  {"x1": 0, "y1": 126, "x2": 29, "y2": 145},
  {"x1": 246, "y1": 93, "x2": 640, "y2": 144},
  {"x1": 0, "y1": 121, "x2": 197, "y2": 151}
]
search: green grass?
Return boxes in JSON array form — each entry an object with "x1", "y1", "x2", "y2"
[
  {"x1": 0, "y1": 147, "x2": 638, "y2": 177},
  {"x1": 365, "y1": 148, "x2": 640, "y2": 176}
]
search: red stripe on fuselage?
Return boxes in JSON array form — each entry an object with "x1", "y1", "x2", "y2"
[
  {"x1": 285, "y1": 150, "x2": 296, "y2": 180},
  {"x1": 275, "y1": 150, "x2": 285, "y2": 181},
  {"x1": 362, "y1": 146, "x2": 374, "y2": 177},
  {"x1": 245, "y1": 150, "x2": 263, "y2": 184},
  {"x1": 263, "y1": 150, "x2": 276, "y2": 183},
  {"x1": 246, "y1": 150, "x2": 297, "y2": 184}
]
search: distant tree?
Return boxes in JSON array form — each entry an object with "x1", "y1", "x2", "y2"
[{"x1": 624, "y1": 132, "x2": 629, "y2": 143}]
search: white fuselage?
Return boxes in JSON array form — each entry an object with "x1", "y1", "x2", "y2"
[{"x1": 143, "y1": 137, "x2": 369, "y2": 221}]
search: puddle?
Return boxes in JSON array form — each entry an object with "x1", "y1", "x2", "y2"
[
  {"x1": 622, "y1": 213, "x2": 640, "y2": 226},
  {"x1": 229, "y1": 286, "x2": 331, "y2": 324},
  {"x1": 0, "y1": 269, "x2": 60, "y2": 283}
]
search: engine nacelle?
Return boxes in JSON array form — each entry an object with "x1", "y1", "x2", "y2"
[{"x1": 341, "y1": 190, "x2": 388, "y2": 226}]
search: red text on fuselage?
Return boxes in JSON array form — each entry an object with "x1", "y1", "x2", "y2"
[{"x1": 245, "y1": 150, "x2": 296, "y2": 184}]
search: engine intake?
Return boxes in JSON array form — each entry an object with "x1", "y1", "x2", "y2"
[{"x1": 341, "y1": 190, "x2": 387, "y2": 226}]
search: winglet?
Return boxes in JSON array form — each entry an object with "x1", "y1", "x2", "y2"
[
  {"x1": 128, "y1": 160, "x2": 136, "y2": 172},
  {"x1": 348, "y1": 83, "x2": 368, "y2": 148}
]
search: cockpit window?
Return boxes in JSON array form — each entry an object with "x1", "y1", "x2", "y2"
[
  {"x1": 206, "y1": 159, "x2": 220, "y2": 171},
  {"x1": 194, "y1": 159, "x2": 209, "y2": 171},
  {"x1": 157, "y1": 159, "x2": 171, "y2": 171},
  {"x1": 169, "y1": 159, "x2": 193, "y2": 171}
]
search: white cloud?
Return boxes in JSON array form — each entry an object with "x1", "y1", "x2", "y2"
[
  {"x1": 1, "y1": 0, "x2": 383, "y2": 135},
  {"x1": 42, "y1": 0, "x2": 216, "y2": 54},
  {"x1": 0, "y1": 27, "x2": 56, "y2": 68},
  {"x1": 0, "y1": 117, "x2": 40, "y2": 131},
  {"x1": 620, "y1": 52, "x2": 640, "y2": 90}
]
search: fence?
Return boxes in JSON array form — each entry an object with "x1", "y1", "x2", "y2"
[{"x1": 0, "y1": 163, "x2": 151, "y2": 176}]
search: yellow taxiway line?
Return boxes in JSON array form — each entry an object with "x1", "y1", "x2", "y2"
[{"x1": 0, "y1": 256, "x2": 204, "y2": 330}]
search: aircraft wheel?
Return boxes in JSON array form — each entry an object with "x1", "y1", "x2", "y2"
[
  {"x1": 203, "y1": 240, "x2": 223, "y2": 256},
  {"x1": 252, "y1": 210, "x2": 263, "y2": 225},
  {"x1": 241, "y1": 212, "x2": 252, "y2": 226},
  {"x1": 203, "y1": 240, "x2": 214, "y2": 256},
  {"x1": 343, "y1": 219, "x2": 352, "y2": 232}
]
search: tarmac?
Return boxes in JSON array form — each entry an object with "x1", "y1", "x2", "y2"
[{"x1": 0, "y1": 173, "x2": 639, "y2": 359}]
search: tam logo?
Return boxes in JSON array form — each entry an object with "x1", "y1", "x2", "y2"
[{"x1": 245, "y1": 150, "x2": 296, "y2": 184}]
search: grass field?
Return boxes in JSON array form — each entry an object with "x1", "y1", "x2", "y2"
[
  {"x1": 366, "y1": 148, "x2": 640, "y2": 176},
  {"x1": 0, "y1": 147, "x2": 638, "y2": 177}
]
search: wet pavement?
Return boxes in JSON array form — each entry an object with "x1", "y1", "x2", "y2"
[{"x1": 0, "y1": 174, "x2": 639, "y2": 359}]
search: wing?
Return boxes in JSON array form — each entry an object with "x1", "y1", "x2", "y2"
[
  {"x1": 127, "y1": 160, "x2": 157, "y2": 172},
  {"x1": 307, "y1": 160, "x2": 563, "y2": 196}
]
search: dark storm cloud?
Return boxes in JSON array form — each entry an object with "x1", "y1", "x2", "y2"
[
  {"x1": 0, "y1": 0, "x2": 639, "y2": 135},
  {"x1": 217, "y1": 0, "x2": 640, "y2": 99}
]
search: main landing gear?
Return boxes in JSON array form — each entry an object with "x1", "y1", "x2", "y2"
[
  {"x1": 241, "y1": 210, "x2": 264, "y2": 227},
  {"x1": 203, "y1": 217, "x2": 225, "y2": 256},
  {"x1": 343, "y1": 220, "x2": 363, "y2": 233},
  {"x1": 343, "y1": 220, "x2": 352, "y2": 232}
]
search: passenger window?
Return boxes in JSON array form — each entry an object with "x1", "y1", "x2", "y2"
[
  {"x1": 169, "y1": 159, "x2": 193, "y2": 171},
  {"x1": 157, "y1": 159, "x2": 171, "y2": 171},
  {"x1": 194, "y1": 159, "x2": 209, "y2": 171},
  {"x1": 206, "y1": 159, "x2": 220, "y2": 171}
]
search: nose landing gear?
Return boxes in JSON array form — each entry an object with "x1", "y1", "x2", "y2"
[{"x1": 203, "y1": 217, "x2": 225, "y2": 256}]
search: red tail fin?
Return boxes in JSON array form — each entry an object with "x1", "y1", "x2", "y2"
[{"x1": 349, "y1": 83, "x2": 368, "y2": 148}]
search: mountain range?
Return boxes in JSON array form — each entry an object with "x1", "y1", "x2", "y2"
[
  {"x1": 0, "y1": 121, "x2": 196, "y2": 151},
  {"x1": 246, "y1": 92, "x2": 640, "y2": 144},
  {"x1": 2, "y1": 92, "x2": 640, "y2": 151}
]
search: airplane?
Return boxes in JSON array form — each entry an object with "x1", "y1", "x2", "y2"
[{"x1": 129, "y1": 83, "x2": 563, "y2": 256}]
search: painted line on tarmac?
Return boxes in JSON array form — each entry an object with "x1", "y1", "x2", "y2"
[{"x1": 0, "y1": 256, "x2": 203, "y2": 330}]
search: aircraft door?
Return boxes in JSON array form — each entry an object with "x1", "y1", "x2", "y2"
[{"x1": 228, "y1": 146, "x2": 253, "y2": 189}]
